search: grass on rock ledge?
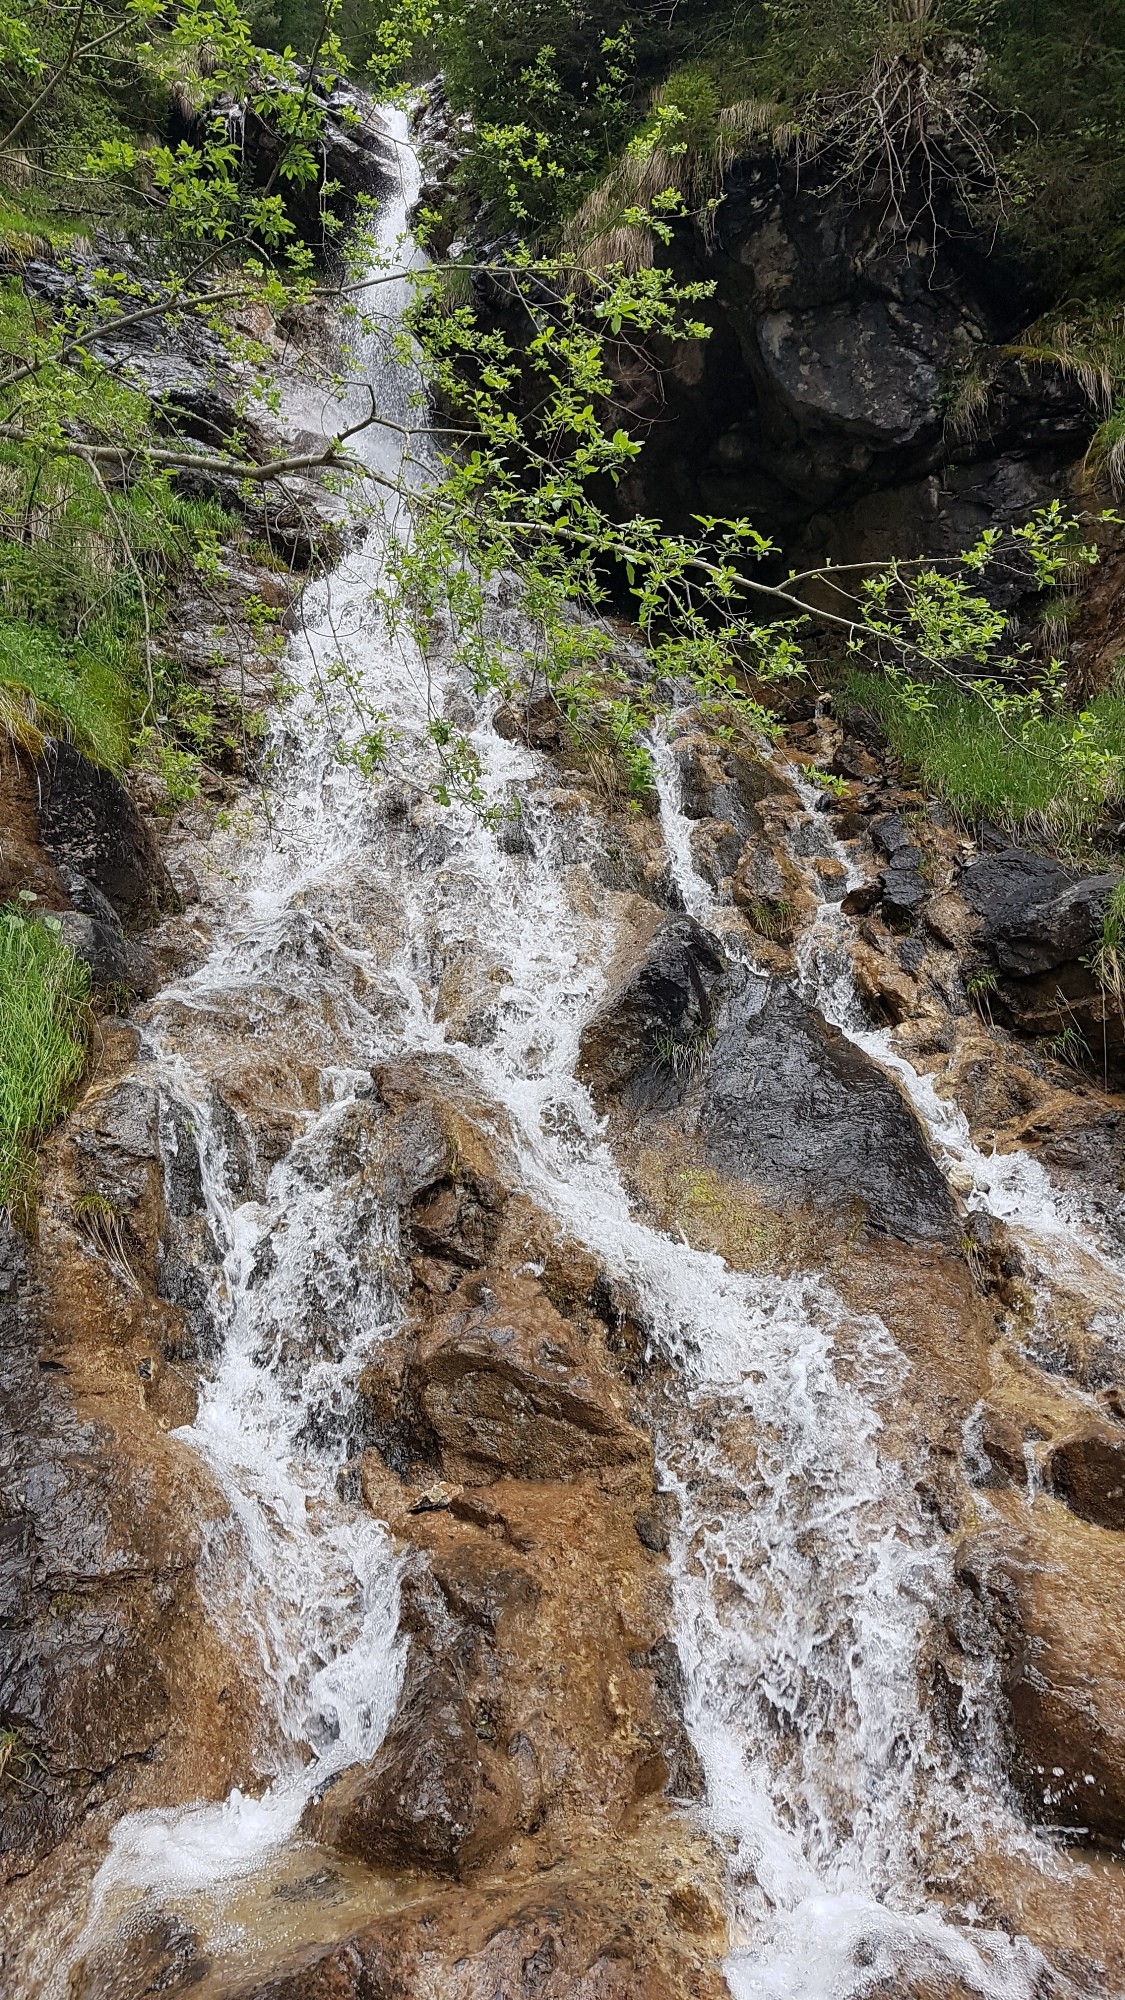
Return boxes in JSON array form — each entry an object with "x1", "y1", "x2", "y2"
[
  {"x1": 842, "y1": 669, "x2": 1125, "y2": 855},
  {"x1": 0, "y1": 906, "x2": 90, "y2": 1219}
]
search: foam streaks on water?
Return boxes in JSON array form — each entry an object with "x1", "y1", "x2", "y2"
[{"x1": 53, "y1": 125, "x2": 1122, "y2": 2000}]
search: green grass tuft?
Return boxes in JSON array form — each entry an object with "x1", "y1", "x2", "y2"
[
  {"x1": 0, "y1": 907, "x2": 90, "y2": 1218},
  {"x1": 0, "y1": 621, "x2": 132, "y2": 768},
  {"x1": 1089, "y1": 875, "x2": 1125, "y2": 1002},
  {"x1": 842, "y1": 669, "x2": 1125, "y2": 852}
]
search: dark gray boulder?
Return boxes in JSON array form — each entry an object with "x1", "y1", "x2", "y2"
[
  {"x1": 881, "y1": 851, "x2": 929, "y2": 926},
  {"x1": 701, "y1": 981, "x2": 958, "y2": 1243},
  {"x1": 961, "y1": 847, "x2": 1119, "y2": 977},
  {"x1": 994, "y1": 876, "x2": 1117, "y2": 978},
  {"x1": 578, "y1": 917, "x2": 726, "y2": 1099},
  {"x1": 50, "y1": 912, "x2": 157, "y2": 997},
  {"x1": 757, "y1": 298, "x2": 941, "y2": 448},
  {"x1": 960, "y1": 848, "x2": 1077, "y2": 934},
  {"x1": 37, "y1": 742, "x2": 168, "y2": 927}
]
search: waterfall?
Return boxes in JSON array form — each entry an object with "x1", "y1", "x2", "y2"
[{"x1": 54, "y1": 118, "x2": 1116, "y2": 2000}]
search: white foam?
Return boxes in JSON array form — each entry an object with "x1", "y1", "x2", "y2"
[{"x1": 55, "y1": 134, "x2": 1099, "y2": 2000}]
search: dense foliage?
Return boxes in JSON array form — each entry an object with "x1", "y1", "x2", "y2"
[
  {"x1": 0, "y1": 0, "x2": 1122, "y2": 825},
  {"x1": 354, "y1": 0, "x2": 1125, "y2": 290}
]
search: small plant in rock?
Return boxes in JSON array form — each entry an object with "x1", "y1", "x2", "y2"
[
  {"x1": 802, "y1": 763, "x2": 851, "y2": 799},
  {"x1": 652, "y1": 1022, "x2": 715, "y2": 1081},
  {"x1": 965, "y1": 964, "x2": 998, "y2": 1023},
  {"x1": 1037, "y1": 1024, "x2": 1093, "y2": 1071},
  {"x1": 0, "y1": 1721, "x2": 44, "y2": 1792},
  {"x1": 1087, "y1": 879, "x2": 1125, "y2": 1007},
  {"x1": 743, "y1": 898, "x2": 794, "y2": 943},
  {"x1": 72, "y1": 1190, "x2": 140, "y2": 1293}
]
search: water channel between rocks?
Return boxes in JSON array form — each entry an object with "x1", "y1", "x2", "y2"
[{"x1": 44, "y1": 114, "x2": 1125, "y2": 2000}]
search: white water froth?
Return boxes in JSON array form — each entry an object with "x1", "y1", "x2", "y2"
[
  {"x1": 67, "y1": 130, "x2": 1101, "y2": 2000},
  {"x1": 788, "y1": 757, "x2": 1122, "y2": 1264}
]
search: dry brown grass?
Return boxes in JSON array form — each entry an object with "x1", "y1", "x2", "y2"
[{"x1": 563, "y1": 94, "x2": 795, "y2": 279}]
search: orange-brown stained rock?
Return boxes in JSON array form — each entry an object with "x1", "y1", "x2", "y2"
[
  {"x1": 409, "y1": 1272, "x2": 652, "y2": 1489},
  {"x1": 0, "y1": 746, "x2": 70, "y2": 907},
  {"x1": 346, "y1": 1468, "x2": 703, "y2": 1884},
  {"x1": 213, "y1": 1817, "x2": 729, "y2": 2000},
  {"x1": 957, "y1": 1493, "x2": 1125, "y2": 1847},
  {"x1": 1, "y1": 1028, "x2": 264, "y2": 1895},
  {"x1": 303, "y1": 1658, "x2": 525, "y2": 1877}
]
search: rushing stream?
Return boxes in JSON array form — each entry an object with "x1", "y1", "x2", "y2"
[{"x1": 50, "y1": 119, "x2": 1125, "y2": 2000}]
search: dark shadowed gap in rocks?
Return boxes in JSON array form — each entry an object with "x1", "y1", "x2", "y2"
[{"x1": 28, "y1": 120, "x2": 1125, "y2": 2000}]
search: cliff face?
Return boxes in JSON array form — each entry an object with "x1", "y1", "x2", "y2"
[{"x1": 605, "y1": 149, "x2": 1093, "y2": 570}]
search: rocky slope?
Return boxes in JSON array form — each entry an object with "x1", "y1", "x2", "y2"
[
  {"x1": 4, "y1": 89, "x2": 1125, "y2": 2000},
  {"x1": 5, "y1": 649, "x2": 1125, "y2": 2000}
]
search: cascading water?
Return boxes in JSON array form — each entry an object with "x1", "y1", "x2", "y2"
[{"x1": 52, "y1": 121, "x2": 1120, "y2": 2000}]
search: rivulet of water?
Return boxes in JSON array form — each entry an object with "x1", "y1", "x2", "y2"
[{"x1": 52, "y1": 122, "x2": 1109, "y2": 2000}]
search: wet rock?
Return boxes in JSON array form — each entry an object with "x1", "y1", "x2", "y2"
[
  {"x1": 689, "y1": 818, "x2": 745, "y2": 889},
  {"x1": 409, "y1": 78, "x2": 478, "y2": 252},
  {"x1": 700, "y1": 980, "x2": 958, "y2": 1242},
  {"x1": 627, "y1": 1635, "x2": 706, "y2": 1801},
  {"x1": 215, "y1": 1823, "x2": 729, "y2": 2000},
  {"x1": 671, "y1": 729, "x2": 785, "y2": 829},
  {"x1": 36, "y1": 741, "x2": 168, "y2": 926},
  {"x1": 51, "y1": 910, "x2": 158, "y2": 996},
  {"x1": 880, "y1": 851, "x2": 929, "y2": 927},
  {"x1": 829, "y1": 736, "x2": 880, "y2": 782},
  {"x1": 868, "y1": 820, "x2": 929, "y2": 924},
  {"x1": 304, "y1": 1658, "x2": 523, "y2": 1877},
  {"x1": 957, "y1": 1508, "x2": 1125, "y2": 1846},
  {"x1": 0, "y1": 750, "x2": 70, "y2": 907},
  {"x1": 175, "y1": 80, "x2": 396, "y2": 244},
  {"x1": 70, "y1": 1911, "x2": 210, "y2": 1998},
  {"x1": 0, "y1": 1211, "x2": 245, "y2": 1884},
  {"x1": 1046, "y1": 1432, "x2": 1125, "y2": 1533},
  {"x1": 850, "y1": 941, "x2": 918, "y2": 1025},
  {"x1": 492, "y1": 691, "x2": 566, "y2": 753},
  {"x1": 728, "y1": 840, "x2": 780, "y2": 912},
  {"x1": 960, "y1": 844, "x2": 1112, "y2": 976},
  {"x1": 990, "y1": 872, "x2": 1119, "y2": 979},
  {"x1": 870, "y1": 814, "x2": 915, "y2": 858},
  {"x1": 633, "y1": 1492, "x2": 678, "y2": 1554},
  {"x1": 841, "y1": 881, "x2": 884, "y2": 917},
  {"x1": 960, "y1": 849, "x2": 1078, "y2": 955},
  {"x1": 577, "y1": 915, "x2": 725, "y2": 1100},
  {"x1": 758, "y1": 298, "x2": 940, "y2": 447},
  {"x1": 348, "y1": 1465, "x2": 696, "y2": 1881},
  {"x1": 411, "y1": 1173, "x2": 506, "y2": 1268},
  {"x1": 602, "y1": 137, "x2": 1090, "y2": 577},
  {"x1": 409, "y1": 1272, "x2": 652, "y2": 1487}
]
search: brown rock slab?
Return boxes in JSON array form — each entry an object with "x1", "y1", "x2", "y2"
[
  {"x1": 410, "y1": 1272, "x2": 652, "y2": 1488},
  {"x1": 215, "y1": 1818, "x2": 729, "y2": 2000},
  {"x1": 957, "y1": 1499, "x2": 1125, "y2": 1846}
]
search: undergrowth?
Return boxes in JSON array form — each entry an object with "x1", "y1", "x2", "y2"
[
  {"x1": 1090, "y1": 877, "x2": 1125, "y2": 1005},
  {"x1": 842, "y1": 668, "x2": 1125, "y2": 854},
  {"x1": 0, "y1": 906, "x2": 90, "y2": 1218},
  {"x1": 0, "y1": 277, "x2": 261, "y2": 778}
]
